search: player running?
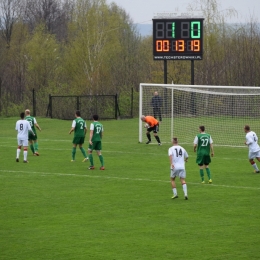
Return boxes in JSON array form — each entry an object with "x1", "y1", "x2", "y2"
[{"x1": 244, "y1": 125, "x2": 260, "y2": 173}]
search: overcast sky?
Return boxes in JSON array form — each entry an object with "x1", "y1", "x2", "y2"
[{"x1": 107, "y1": 0, "x2": 260, "y2": 24}]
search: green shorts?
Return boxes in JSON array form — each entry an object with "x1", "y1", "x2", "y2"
[
  {"x1": 88, "y1": 141, "x2": 102, "y2": 151},
  {"x1": 73, "y1": 137, "x2": 85, "y2": 145},
  {"x1": 196, "y1": 155, "x2": 211, "y2": 165},
  {"x1": 29, "y1": 132, "x2": 37, "y2": 141}
]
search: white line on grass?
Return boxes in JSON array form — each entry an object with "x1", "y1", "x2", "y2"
[
  {"x1": 0, "y1": 144, "x2": 249, "y2": 160},
  {"x1": 0, "y1": 137, "x2": 121, "y2": 143},
  {"x1": 0, "y1": 141, "x2": 249, "y2": 158},
  {"x1": 0, "y1": 144, "x2": 171, "y2": 156},
  {"x1": 0, "y1": 147, "x2": 250, "y2": 161},
  {"x1": 0, "y1": 137, "x2": 249, "y2": 148},
  {"x1": 0, "y1": 170, "x2": 259, "y2": 190}
]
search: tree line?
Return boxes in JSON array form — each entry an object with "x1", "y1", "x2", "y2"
[{"x1": 0, "y1": 0, "x2": 259, "y2": 116}]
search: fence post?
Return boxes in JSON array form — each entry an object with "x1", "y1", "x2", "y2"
[
  {"x1": 49, "y1": 94, "x2": 52, "y2": 118},
  {"x1": 116, "y1": 94, "x2": 121, "y2": 119},
  {"x1": 131, "y1": 87, "x2": 133, "y2": 118},
  {"x1": 115, "y1": 94, "x2": 117, "y2": 119}
]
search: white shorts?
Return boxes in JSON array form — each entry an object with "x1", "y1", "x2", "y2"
[
  {"x1": 248, "y1": 150, "x2": 260, "y2": 160},
  {"x1": 170, "y1": 169, "x2": 186, "y2": 179},
  {"x1": 17, "y1": 138, "x2": 28, "y2": 147}
]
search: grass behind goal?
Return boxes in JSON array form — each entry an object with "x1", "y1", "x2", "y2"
[
  {"x1": 139, "y1": 83, "x2": 260, "y2": 146},
  {"x1": 1, "y1": 117, "x2": 260, "y2": 260},
  {"x1": 159, "y1": 116, "x2": 260, "y2": 146}
]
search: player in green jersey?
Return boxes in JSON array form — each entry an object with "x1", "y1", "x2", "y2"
[
  {"x1": 193, "y1": 126, "x2": 214, "y2": 184},
  {"x1": 25, "y1": 109, "x2": 41, "y2": 156},
  {"x1": 88, "y1": 115, "x2": 105, "y2": 170},
  {"x1": 69, "y1": 110, "x2": 88, "y2": 162}
]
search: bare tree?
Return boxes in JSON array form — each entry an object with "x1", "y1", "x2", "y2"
[
  {"x1": 0, "y1": 0, "x2": 22, "y2": 46},
  {"x1": 23, "y1": 0, "x2": 73, "y2": 40}
]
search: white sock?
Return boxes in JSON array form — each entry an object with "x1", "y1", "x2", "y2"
[
  {"x1": 172, "y1": 188, "x2": 177, "y2": 196},
  {"x1": 182, "y1": 183, "x2": 187, "y2": 197},
  {"x1": 252, "y1": 163, "x2": 259, "y2": 171},
  {"x1": 17, "y1": 149, "x2": 21, "y2": 159},
  {"x1": 24, "y1": 151, "x2": 28, "y2": 161}
]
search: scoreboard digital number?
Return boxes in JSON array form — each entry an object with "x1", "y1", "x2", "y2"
[{"x1": 153, "y1": 18, "x2": 204, "y2": 60}]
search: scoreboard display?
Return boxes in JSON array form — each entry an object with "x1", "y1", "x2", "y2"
[{"x1": 153, "y1": 18, "x2": 204, "y2": 60}]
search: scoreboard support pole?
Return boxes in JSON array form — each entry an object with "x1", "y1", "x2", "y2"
[
  {"x1": 163, "y1": 60, "x2": 168, "y2": 114},
  {"x1": 163, "y1": 60, "x2": 195, "y2": 85},
  {"x1": 191, "y1": 60, "x2": 194, "y2": 85},
  {"x1": 163, "y1": 59, "x2": 195, "y2": 112},
  {"x1": 164, "y1": 60, "x2": 167, "y2": 84},
  {"x1": 190, "y1": 60, "x2": 196, "y2": 114}
]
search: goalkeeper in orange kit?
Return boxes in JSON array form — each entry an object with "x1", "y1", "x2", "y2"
[{"x1": 140, "y1": 115, "x2": 162, "y2": 145}]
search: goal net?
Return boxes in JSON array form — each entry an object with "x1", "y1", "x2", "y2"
[{"x1": 139, "y1": 83, "x2": 260, "y2": 147}]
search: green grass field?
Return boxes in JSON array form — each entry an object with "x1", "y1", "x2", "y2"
[{"x1": 1, "y1": 117, "x2": 260, "y2": 260}]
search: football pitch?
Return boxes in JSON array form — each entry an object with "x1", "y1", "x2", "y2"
[{"x1": 1, "y1": 117, "x2": 260, "y2": 260}]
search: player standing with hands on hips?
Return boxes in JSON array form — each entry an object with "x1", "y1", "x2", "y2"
[
  {"x1": 194, "y1": 126, "x2": 214, "y2": 184},
  {"x1": 168, "y1": 137, "x2": 188, "y2": 200},
  {"x1": 244, "y1": 125, "x2": 260, "y2": 173}
]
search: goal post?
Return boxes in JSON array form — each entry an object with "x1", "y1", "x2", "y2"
[{"x1": 139, "y1": 83, "x2": 260, "y2": 147}]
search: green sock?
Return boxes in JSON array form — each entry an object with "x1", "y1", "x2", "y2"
[
  {"x1": 80, "y1": 147, "x2": 87, "y2": 158},
  {"x1": 34, "y1": 142, "x2": 38, "y2": 152},
  {"x1": 30, "y1": 144, "x2": 35, "y2": 154},
  {"x1": 72, "y1": 147, "x2": 76, "y2": 160},
  {"x1": 89, "y1": 154, "x2": 94, "y2": 166},
  {"x1": 206, "y1": 168, "x2": 211, "y2": 179},
  {"x1": 200, "y1": 169, "x2": 204, "y2": 181},
  {"x1": 99, "y1": 155, "x2": 104, "y2": 166}
]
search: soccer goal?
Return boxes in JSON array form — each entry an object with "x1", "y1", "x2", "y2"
[{"x1": 139, "y1": 83, "x2": 260, "y2": 147}]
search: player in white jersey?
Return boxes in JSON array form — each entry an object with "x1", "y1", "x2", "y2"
[
  {"x1": 168, "y1": 137, "x2": 189, "y2": 200},
  {"x1": 15, "y1": 112, "x2": 35, "y2": 163},
  {"x1": 244, "y1": 125, "x2": 260, "y2": 173}
]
